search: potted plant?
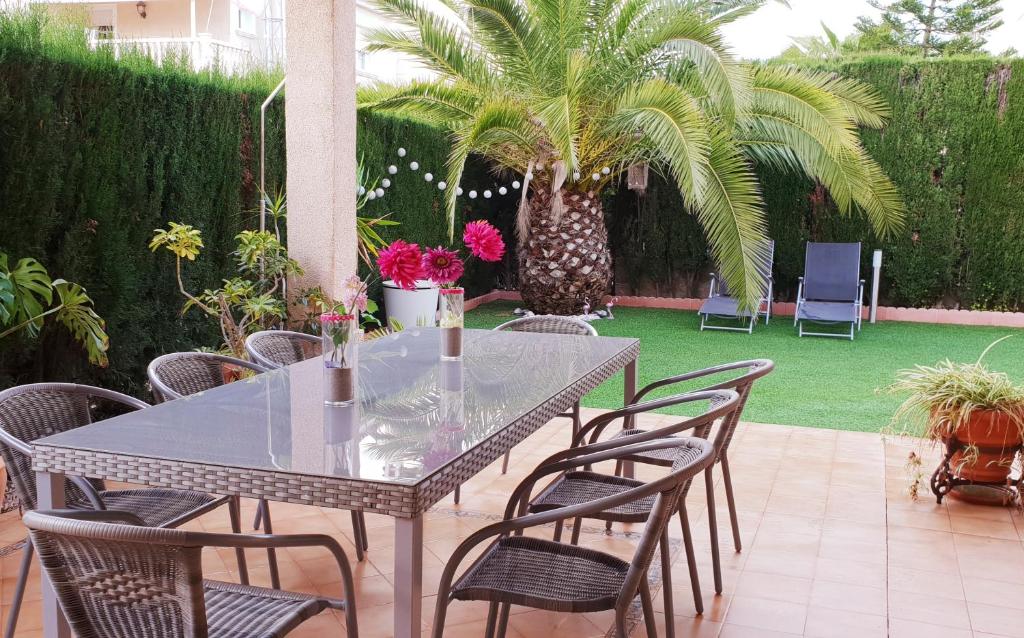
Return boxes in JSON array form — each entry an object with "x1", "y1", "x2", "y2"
[{"x1": 891, "y1": 337, "x2": 1024, "y2": 504}]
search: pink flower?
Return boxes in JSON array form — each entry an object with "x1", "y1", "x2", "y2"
[
  {"x1": 340, "y1": 274, "x2": 369, "y2": 314},
  {"x1": 377, "y1": 240, "x2": 424, "y2": 291},
  {"x1": 463, "y1": 220, "x2": 505, "y2": 262},
  {"x1": 423, "y1": 246, "x2": 465, "y2": 286}
]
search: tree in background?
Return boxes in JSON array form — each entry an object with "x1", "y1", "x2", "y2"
[
  {"x1": 857, "y1": 0, "x2": 1004, "y2": 56},
  {"x1": 359, "y1": 0, "x2": 904, "y2": 315}
]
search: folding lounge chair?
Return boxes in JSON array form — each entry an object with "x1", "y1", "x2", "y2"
[
  {"x1": 794, "y1": 242, "x2": 865, "y2": 340},
  {"x1": 699, "y1": 240, "x2": 775, "y2": 334}
]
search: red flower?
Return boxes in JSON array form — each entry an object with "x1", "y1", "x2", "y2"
[
  {"x1": 463, "y1": 220, "x2": 505, "y2": 262},
  {"x1": 423, "y1": 246, "x2": 465, "y2": 285},
  {"x1": 377, "y1": 240, "x2": 424, "y2": 291}
]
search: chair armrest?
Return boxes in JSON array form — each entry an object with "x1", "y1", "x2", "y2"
[
  {"x1": 630, "y1": 361, "x2": 764, "y2": 404},
  {"x1": 33, "y1": 509, "x2": 148, "y2": 526},
  {"x1": 195, "y1": 531, "x2": 356, "y2": 611}
]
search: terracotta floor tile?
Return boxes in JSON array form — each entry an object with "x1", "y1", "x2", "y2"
[
  {"x1": 962, "y1": 577, "x2": 1024, "y2": 611},
  {"x1": 889, "y1": 589, "x2": 972, "y2": 629},
  {"x1": 967, "y1": 602, "x2": 1024, "y2": 638},
  {"x1": 722, "y1": 596, "x2": 807, "y2": 634},
  {"x1": 803, "y1": 606, "x2": 887, "y2": 637},
  {"x1": 808, "y1": 580, "x2": 887, "y2": 616},
  {"x1": 733, "y1": 571, "x2": 812, "y2": 605},
  {"x1": 814, "y1": 556, "x2": 887, "y2": 587},
  {"x1": 887, "y1": 618, "x2": 973, "y2": 638},
  {"x1": 889, "y1": 565, "x2": 966, "y2": 600},
  {"x1": 951, "y1": 515, "x2": 1020, "y2": 541}
]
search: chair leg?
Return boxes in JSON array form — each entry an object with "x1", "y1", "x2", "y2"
[
  {"x1": 358, "y1": 512, "x2": 370, "y2": 551},
  {"x1": 453, "y1": 484, "x2": 460, "y2": 504},
  {"x1": 228, "y1": 496, "x2": 250, "y2": 586},
  {"x1": 496, "y1": 602, "x2": 511, "y2": 638},
  {"x1": 350, "y1": 511, "x2": 366, "y2": 562},
  {"x1": 571, "y1": 401, "x2": 581, "y2": 440},
  {"x1": 553, "y1": 519, "x2": 564, "y2": 542},
  {"x1": 501, "y1": 450, "x2": 510, "y2": 474},
  {"x1": 253, "y1": 498, "x2": 264, "y2": 530},
  {"x1": 614, "y1": 609, "x2": 630, "y2": 637},
  {"x1": 4, "y1": 539, "x2": 34, "y2": 638},
  {"x1": 431, "y1": 596, "x2": 452, "y2": 638},
  {"x1": 570, "y1": 516, "x2": 582, "y2": 545},
  {"x1": 660, "y1": 529, "x2": 676, "y2": 638},
  {"x1": 483, "y1": 602, "x2": 499, "y2": 638},
  {"x1": 705, "y1": 468, "x2": 722, "y2": 594},
  {"x1": 606, "y1": 460, "x2": 623, "y2": 533},
  {"x1": 260, "y1": 501, "x2": 282, "y2": 590},
  {"x1": 678, "y1": 504, "x2": 703, "y2": 614},
  {"x1": 639, "y1": 576, "x2": 658, "y2": 637},
  {"x1": 720, "y1": 455, "x2": 742, "y2": 552}
]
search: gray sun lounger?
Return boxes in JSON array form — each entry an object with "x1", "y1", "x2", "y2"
[
  {"x1": 794, "y1": 242, "x2": 865, "y2": 340},
  {"x1": 699, "y1": 240, "x2": 775, "y2": 334}
]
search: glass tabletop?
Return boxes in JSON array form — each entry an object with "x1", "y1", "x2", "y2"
[{"x1": 37, "y1": 328, "x2": 637, "y2": 486}]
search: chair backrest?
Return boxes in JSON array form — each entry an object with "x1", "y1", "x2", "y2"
[
  {"x1": 245, "y1": 330, "x2": 322, "y2": 369},
  {"x1": 494, "y1": 315, "x2": 598, "y2": 336},
  {"x1": 630, "y1": 360, "x2": 774, "y2": 457},
  {"x1": 803, "y1": 242, "x2": 862, "y2": 302},
  {"x1": 0, "y1": 384, "x2": 147, "y2": 511},
  {"x1": 517, "y1": 435, "x2": 716, "y2": 611},
  {"x1": 716, "y1": 240, "x2": 775, "y2": 298},
  {"x1": 24, "y1": 510, "x2": 209, "y2": 638},
  {"x1": 147, "y1": 352, "x2": 265, "y2": 403}
]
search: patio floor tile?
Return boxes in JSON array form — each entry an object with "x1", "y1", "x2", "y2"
[{"x1": 5, "y1": 416, "x2": 1024, "y2": 636}]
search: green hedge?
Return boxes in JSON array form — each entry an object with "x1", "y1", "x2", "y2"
[
  {"x1": 0, "y1": 14, "x2": 287, "y2": 392},
  {"x1": 609, "y1": 56, "x2": 1024, "y2": 310}
]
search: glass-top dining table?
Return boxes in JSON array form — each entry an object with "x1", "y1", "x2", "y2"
[{"x1": 31, "y1": 327, "x2": 639, "y2": 638}]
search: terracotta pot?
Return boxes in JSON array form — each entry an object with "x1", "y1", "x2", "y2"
[{"x1": 947, "y1": 409, "x2": 1023, "y2": 484}]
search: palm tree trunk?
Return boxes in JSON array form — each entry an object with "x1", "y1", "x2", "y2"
[{"x1": 518, "y1": 188, "x2": 612, "y2": 315}]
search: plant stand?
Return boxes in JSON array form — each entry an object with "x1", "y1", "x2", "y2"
[{"x1": 930, "y1": 437, "x2": 1023, "y2": 505}]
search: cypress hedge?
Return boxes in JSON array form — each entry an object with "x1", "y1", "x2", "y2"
[
  {"x1": 609, "y1": 56, "x2": 1024, "y2": 310},
  {"x1": 0, "y1": 14, "x2": 287, "y2": 392}
]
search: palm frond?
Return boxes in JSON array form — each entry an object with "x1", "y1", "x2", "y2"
[
  {"x1": 462, "y1": 0, "x2": 543, "y2": 88},
  {"x1": 356, "y1": 81, "x2": 479, "y2": 127},
  {"x1": 691, "y1": 130, "x2": 770, "y2": 312}
]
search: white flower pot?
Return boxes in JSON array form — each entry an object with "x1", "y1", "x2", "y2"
[{"x1": 382, "y1": 279, "x2": 439, "y2": 329}]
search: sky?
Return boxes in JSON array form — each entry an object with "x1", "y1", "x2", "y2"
[{"x1": 719, "y1": 0, "x2": 1024, "y2": 60}]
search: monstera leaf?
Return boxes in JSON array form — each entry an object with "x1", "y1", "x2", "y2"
[
  {"x1": 52, "y1": 280, "x2": 109, "y2": 367},
  {"x1": 1, "y1": 255, "x2": 54, "y2": 337}
]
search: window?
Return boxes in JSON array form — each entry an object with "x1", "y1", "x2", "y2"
[
  {"x1": 237, "y1": 9, "x2": 257, "y2": 35},
  {"x1": 90, "y1": 7, "x2": 115, "y2": 40}
]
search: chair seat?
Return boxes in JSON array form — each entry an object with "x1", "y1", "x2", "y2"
[
  {"x1": 530, "y1": 471, "x2": 653, "y2": 522},
  {"x1": 451, "y1": 536, "x2": 629, "y2": 613},
  {"x1": 797, "y1": 300, "x2": 857, "y2": 323},
  {"x1": 606, "y1": 430, "x2": 683, "y2": 466},
  {"x1": 699, "y1": 295, "x2": 753, "y2": 318},
  {"x1": 69, "y1": 489, "x2": 225, "y2": 528},
  {"x1": 205, "y1": 580, "x2": 333, "y2": 638}
]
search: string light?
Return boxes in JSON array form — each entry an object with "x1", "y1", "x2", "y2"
[{"x1": 360, "y1": 145, "x2": 620, "y2": 206}]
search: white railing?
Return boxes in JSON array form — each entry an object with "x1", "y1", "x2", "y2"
[{"x1": 87, "y1": 33, "x2": 258, "y2": 75}]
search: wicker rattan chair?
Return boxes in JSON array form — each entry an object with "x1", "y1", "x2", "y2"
[
  {"x1": 0, "y1": 383, "x2": 250, "y2": 638},
  {"x1": 24, "y1": 508, "x2": 358, "y2": 637},
  {"x1": 245, "y1": 330, "x2": 322, "y2": 370},
  {"x1": 147, "y1": 352, "x2": 293, "y2": 588},
  {"x1": 451, "y1": 315, "x2": 598, "y2": 506},
  {"x1": 432, "y1": 434, "x2": 715, "y2": 638},
  {"x1": 526, "y1": 389, "x2": 740, "y2": 637},
  {"x1": 243, "y1": 331, "x2": 370, "y2": 559}
]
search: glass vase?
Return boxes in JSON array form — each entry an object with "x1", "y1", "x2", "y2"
[
  {"x1": 322, "y1": 313, "x2": 357, "y2": 406},
  {"x1": 439, "y1": 288, "x2": 464, "y2": 360}
]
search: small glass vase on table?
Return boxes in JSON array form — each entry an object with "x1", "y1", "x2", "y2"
[
  {"x1": 322, "y1": 313, "x2": 357, "y2": 406},
  {"x1": 439, "y1": 288, "x2": 464, "y2": 360}
]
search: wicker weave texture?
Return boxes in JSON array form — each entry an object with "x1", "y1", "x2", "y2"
[
  {"x1": 495, "y1": 315, "x2": 599, "y2": 336},
  {"x1": 245, "y1": 331, "x2": 321, "y2": 369}
]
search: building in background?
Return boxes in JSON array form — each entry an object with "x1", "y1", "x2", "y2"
[
  {"x1": 27, "y1": 0, "x2": 285, "y2": 73},
  {"x1": 355, "y1": 0, "x2": 443, "y2": 84}
]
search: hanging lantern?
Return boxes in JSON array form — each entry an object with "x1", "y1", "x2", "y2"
[{"x1": 627, "y1": 163, "x2": 649, "y2": 193}]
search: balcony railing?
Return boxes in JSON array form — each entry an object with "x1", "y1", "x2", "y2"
[{"x1": 87, "y1": 34, "x2": 257, "y2": 75}]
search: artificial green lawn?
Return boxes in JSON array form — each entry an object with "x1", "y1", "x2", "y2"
[{"x1": 465, "y1": 301, "x2": 1024, "y2": 432}]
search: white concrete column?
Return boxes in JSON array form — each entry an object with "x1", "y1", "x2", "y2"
[{"x1": 285, "y1": 0, "x2": 358, "y2": 299}]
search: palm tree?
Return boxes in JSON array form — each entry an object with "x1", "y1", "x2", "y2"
[{"x1": 358, "y1": 0, "x2": 905, "y2": 314}]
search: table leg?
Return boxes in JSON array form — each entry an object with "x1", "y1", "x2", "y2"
[
  {"x1": 623, "y1": 358, "x2": 638, "y2": 478},
  {"x1": 394, "y1": 515, "x2": 424, "y2": 638},
  {"x1": 36, "y1": 471, "x2": 71, "y2": 638}
]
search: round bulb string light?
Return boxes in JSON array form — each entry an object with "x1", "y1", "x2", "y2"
[{"x1": 358, "y1": 147, "x2": 611, "y2": 205}]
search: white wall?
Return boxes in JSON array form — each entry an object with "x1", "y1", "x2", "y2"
[{"x1": 354, "y1": 0, "x2": 450, "y2": 84}]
